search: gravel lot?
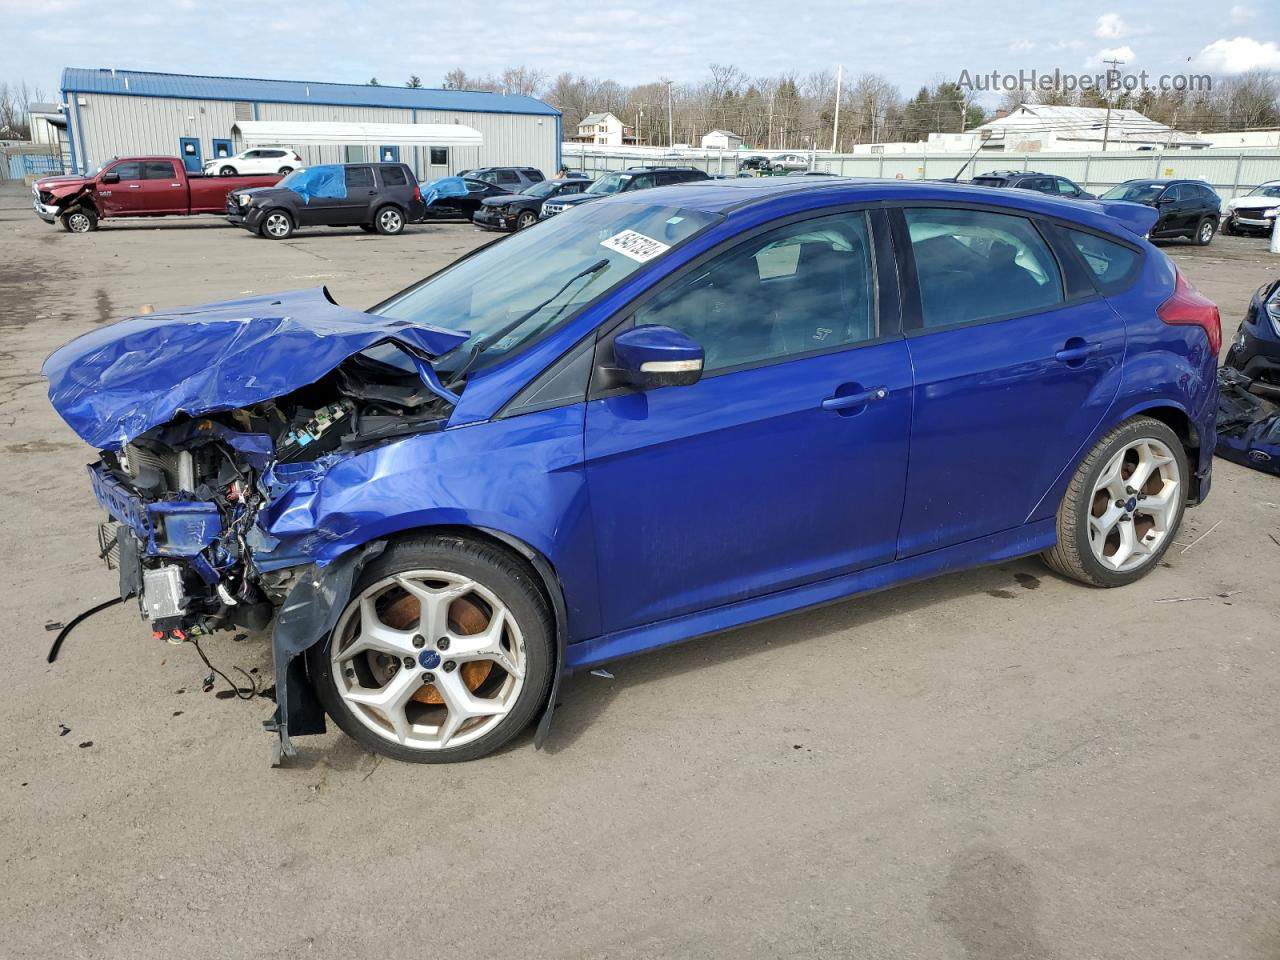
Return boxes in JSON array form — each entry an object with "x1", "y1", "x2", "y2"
[{"x1": 2, "y1": 182, "x2": 1278, "y2": 960}]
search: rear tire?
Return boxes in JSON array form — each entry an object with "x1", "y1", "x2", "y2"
[
  {"x1": 259, "y1": 209, "x2": 294, "y2": 239},
  {"x1": 219, "y1": 165, "x2": 238, "y2": 176},
  {"x1": 277, "y1": 166, "x2": 294, "y2": 175},
  {"x1": 1042, "y1": 416, "x2": 1187, "y2": 587},
  {"x1": 306, "y1": 535, "x2": 555, "y2": 763},
  {"x1": 1194, "y1": 217, "x2": 1217, "y2": 246},
  {"x1": 374, "y1": 205, "x2": 405, "y2": 235}
]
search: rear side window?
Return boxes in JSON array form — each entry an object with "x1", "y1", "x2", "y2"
[
  {"x1": 380, "y1": 165, "x2": 408, "y2": 186},
  {"x1": 497, "y1": 170, "x2": 520, "y2": 184},
  {"x1": 524, "y1": 169, "x2": 545, "y2": 182},
  {"x1": 904, "y1": 208, "x2": 1063, "y2": 329},
  {"x1": 143, "y1": 160, "x2": 177, "y2": 179},
  {"x1": 345, "y1": 166, "x2": 374, "y2": 189},
  {"x1": 1065, "y1": 229, "x2": 1141, "y2": 293}
]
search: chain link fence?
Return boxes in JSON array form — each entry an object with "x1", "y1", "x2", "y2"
[{"x1": 563, "y1": 146, "x2": 1280, "y2": 202}]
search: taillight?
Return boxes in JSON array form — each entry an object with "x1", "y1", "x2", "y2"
[
  {"x1": 413, "y1": 183, "x2": 422, "y2": 202},
  {"x1": 1158, "y1": 270, "x2": 1221, "y2": 355}
]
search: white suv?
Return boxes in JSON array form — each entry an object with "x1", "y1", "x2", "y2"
[{"x1": 205, "y1": 148, "x2": 303, "y2": 177}]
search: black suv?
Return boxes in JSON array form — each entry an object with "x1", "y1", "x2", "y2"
[
  {"x1": 540, "y1": 166, "x2": 711, "y2": 218},
  {"x1": 971, "y1": 170, "x2": 1094, "y2": 200},
  {"x1": 457, "y1": 166, "x2": 546, "y2": 192},
  {"x1": 229, "y1": 163, "x2": 424, "y2": 239},
  {"x1": 474, "y1": 178, "x2": 592, "y2": 231},
  {"x1": 1100, "y1": 179, "x2": 1222, "y2": 244}
]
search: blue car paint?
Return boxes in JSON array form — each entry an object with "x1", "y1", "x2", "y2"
[
  {"x1": 43, "y1": 287, "x2": 466, "y2": 450},
  {"x1": 45, "y1": 176, "x2": 1217, "y2": 746}
]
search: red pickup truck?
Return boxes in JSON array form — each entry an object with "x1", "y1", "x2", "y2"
[{"x1": 32, "y1": 156, "x2": 282, "y2": 233}]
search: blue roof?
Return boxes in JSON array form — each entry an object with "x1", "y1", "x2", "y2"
[{"x1": 61, "y1": 67, "x2": 560, "y2": 117}]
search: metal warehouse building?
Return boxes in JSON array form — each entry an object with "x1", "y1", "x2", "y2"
[{"x1": 58, "y1": 67, "x2": 561, "y2": 179}]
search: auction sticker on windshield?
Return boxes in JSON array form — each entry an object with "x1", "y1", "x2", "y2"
[{"x1": 601, "y1": 229, "x2": 670, "y2": 263}]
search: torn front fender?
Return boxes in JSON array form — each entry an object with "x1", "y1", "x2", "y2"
[{"x1": 42, "y1": 287, "x2": 468, "y2": 450}]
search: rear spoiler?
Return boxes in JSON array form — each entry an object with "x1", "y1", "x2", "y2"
[{"x1": 1088, "y1": 199, "x2": 1160, "y2": 239}]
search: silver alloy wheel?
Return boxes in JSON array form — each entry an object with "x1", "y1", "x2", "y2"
[
  {"x1": 264, "y1": 212, "x2": 291, "y2": 238},
  {"x1": 378, "y1": 208, "x2": 403, "y2": 233},
  {"x1": 330, "y1": 570, "x2": 526, "y2": 751},
  {"x1": 1199, "y1": 220, "x2": 1214, "y2": 243},
  {"x1": 517, "y1": 210, "x2": 537, "y2": 229},
  {"x1": 65, "y1": 212, "x2": 91, "y2": 233},
  {"x1": 1088, "y1": 438, "x2": 1180, "y2": 572}
]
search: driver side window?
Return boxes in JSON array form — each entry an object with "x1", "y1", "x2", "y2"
[{"x1": 633, "y1": 211, "x2": 878, "y2": 373}]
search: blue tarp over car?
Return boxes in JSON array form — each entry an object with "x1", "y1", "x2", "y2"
[
  {"x1": 42, "y1": 287, "x2": 469, "y2": 449},
  {"x1": 279, "y1": 165, "x2": 346, "y2": 204},
  {"x1": 421, "y1": 176, "x2": 470, "y2": 207}
]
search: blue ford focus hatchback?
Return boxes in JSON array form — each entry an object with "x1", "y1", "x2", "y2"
[{"x1": 45, "y1": 177, "x2": 1221, "y2": 763}]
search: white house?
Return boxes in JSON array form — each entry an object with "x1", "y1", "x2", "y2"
[
  {"x1": 948, "y1": 104, "x2": 1210, "y2": 153},
  {"x1": 576, "y1": 112, "x2": 625, "y2": 146},
  {"x1": 701, "y1": 129, "x2": 743, "y2": 151}
]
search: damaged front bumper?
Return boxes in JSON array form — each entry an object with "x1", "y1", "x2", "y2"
[{"x1": 45, "y1": 287, "x2": 472, "y2": 762}]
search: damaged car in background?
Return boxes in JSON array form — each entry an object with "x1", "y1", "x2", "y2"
[{"x1": 45, "y1": 177, "x2": 1218, "y2": 766}]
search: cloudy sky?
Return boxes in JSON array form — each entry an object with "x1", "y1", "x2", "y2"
[{"x1": 4, "y1": 0, "x2": 1278, "y2": 103}]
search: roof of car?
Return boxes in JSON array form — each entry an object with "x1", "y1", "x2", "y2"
[{"x1": 594, "y1": 175, "x2": 1156, "y2": 238}]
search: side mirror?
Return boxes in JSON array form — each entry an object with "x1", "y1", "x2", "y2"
[
  {"x1": 1156, "y1": 196, "x2": 1174, "y2": 205},
  {"x1": 612, "y1": 324, "x2": 704, "y2": 389},
  {"x1": 101, "y1": 172, "x2": 119, "y2": 184}
]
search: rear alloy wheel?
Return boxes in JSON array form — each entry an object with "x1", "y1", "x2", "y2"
[
  {"x1": 219, "y1": 165, "x2": 238, "y2": 176},
  {"x1": 260, "y1": 210, "x2": 293, "y2": 239},
  {"x1": 516, "y1": 209, "x2": 538, "y2": 230},
  {"x1": 61, "y1": 210, "x2": 97, "y2": 233},
  {"x1": 1043, "y1": 417, "x2": 1186, "y2": 587},
  {"x1": 308, "y1": 537, "x2": 553, "y2": 762},
  {"x1": 1194, "y1": 217, "x2": 1216, "y2": 245},
  {"x1": 375, "y1": 205, "x2": 405, "y2": 235}
]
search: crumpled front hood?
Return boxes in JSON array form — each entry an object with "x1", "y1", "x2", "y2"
[
  {"x1": 1229, "y1": 196, "x2": 1279, "y2": 212},
  {"x1": 43, "y1": 287, "x2": 469, "y2": 450}
]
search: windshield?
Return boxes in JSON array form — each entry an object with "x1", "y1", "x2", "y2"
[
  {"x1": 1246, "y1": 184, "x2": 1280, "y2": 199},
  {"x1": 1102, "y1": 183, "x2": 1165, "y2": 203},
  {"x1": 587, "y1": 174, "x2": 630, "y2": 195},
  {"x1": 277, "y1": 169, "x2": 309, "y2": 189},
  {"x1": 371, "y1": 201, "x2": 722, "y2": 376},
  {"x1": 522, "y1": 181, "x2": 558, "y2": 198}
]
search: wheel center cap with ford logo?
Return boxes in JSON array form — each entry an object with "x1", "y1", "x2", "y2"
[{"x1": 418, "y1": 650, "x2": 441, "y2": 669}]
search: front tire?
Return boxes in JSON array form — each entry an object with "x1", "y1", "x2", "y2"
[
  {"x1": 307, "y1": 536, "x2": 554, "y2": 763},
  {"x1": 516, "y1": 209, "x2": 538, "y2": 230},
  {"x1": 1194, "y1": 217, "x2": 1217, "y2": 245},
  {"x1": 1042, "y1": 417, "x2": 1187, "y2": 587},
  {"x1": 374, "y1": 205, "x2": 405, "y2": 235},
  {"x1": 259, "y1": 209, "x2": 294, "y2": 239},
  {"x1": 61, "y1": 209, "x2": 97, "y2": 233}
]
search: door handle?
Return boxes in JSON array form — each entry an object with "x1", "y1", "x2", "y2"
[
  {"x1": 1055, "y1": 341, "x2": 1102, "y2": 363},
  {"x1": 822, "y1": 386, "x2": 888, "y2": 411},
  {"x1": 127, "y1": 184, "x2": 140, "y2": 189}
]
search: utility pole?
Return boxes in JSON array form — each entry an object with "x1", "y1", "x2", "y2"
[
  {"x1": 831, "y1": 64, "x2": 843, "y2": 153},
  {"x1": 1101, "y1": 56, "x2": 1124, "y2": 152},
  {"x1": 663, "y1": 79, "x2": 674, "y2": 148}
]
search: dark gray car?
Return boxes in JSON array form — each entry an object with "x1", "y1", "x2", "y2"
[
  {"x1": 227, "y1": 162, "x2": 425, "y2": 239},
  {"x1": 456, "y1": 166, "x2": 546, "y2": 192}
]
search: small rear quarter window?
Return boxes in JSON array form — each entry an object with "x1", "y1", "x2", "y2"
[{"x1": 1066, "y1": 229, "x2": 1141, "y2": 293}]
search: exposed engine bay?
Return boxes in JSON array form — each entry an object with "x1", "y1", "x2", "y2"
[{"x1": 92, "y1": 348, "x2": 455, "y2": 642}]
